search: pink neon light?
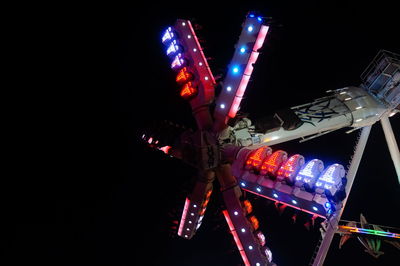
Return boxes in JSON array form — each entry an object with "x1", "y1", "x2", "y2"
[
  {"x1": 228, "y1": 26, "x2": 269, "y2": 119},
  {"x1": 254, "y1": 25, "x2": 269, "y2": 51},
  {"x1": 228, "y1": 75, "x2": 251, "y2": 117},
  {"x1": 222, "y1": 210, "x2": 250, "y2": 266},
  {"x1": 244, "y1": 53, "x2": 259, "y2": 76},
  {"x1": 187, "y1": 21, "x2": 216, "y2": 85},
  {"x1": 237, "y1": 75, "x2": 251, "y2": 97},
  {"x1": 242, "y1": 187, "x2": 325, "y2": 218},
  {"x1": 229, "y1": 97, "x2": 242, "y2": 118},
  {"x1": 159, "y1": 146, "x2": 171, "y2": 154},
  {"x1": 178, "y1": 197, "x2": 190, "y2": 236}
]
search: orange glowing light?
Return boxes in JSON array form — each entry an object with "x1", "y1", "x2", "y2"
[
  {"x1": 249, "y1": 215, "x2": 259, "y2": 230},
  {"x1": 243, "y1": 200, "x2": 253, "y2": 214},
  {"x1": 180, "y1": 82, "x2": 198, "y2": 100},
  {"x1": 176, "y1": 67, "x2": 194, "y2": 84},
  {"x1": 251, "y1": 148, "x2": 265, "y2": 167},
  {"x1": 199, "y1": 207, "x2": 207, "y2": 216},
  {"x1": 260, "y1": 150, "x2": 287, "y2": 175},
  {"x1": 202, "y1": 198, "x2": 210, "y2": 208},
  {"x1": 245, "y1": 146, "x2": 271, "y2": 170}
]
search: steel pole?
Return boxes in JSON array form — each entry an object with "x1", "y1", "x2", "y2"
[
  {"x1": 380, "y1": 115, "x2": 400, "y2": 184},
  {"x1": 312, "y1": 126, "x2": 372, "y2": 266}
]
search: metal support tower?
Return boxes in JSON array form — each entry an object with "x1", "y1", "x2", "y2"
[
  {"x1": 311, "y1": 126, "x2": 372, "y2": 266},
  {"x1": 380, "y1": 115, "x2": 400, "y2": 184}
]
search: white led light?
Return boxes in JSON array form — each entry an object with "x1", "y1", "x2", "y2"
[
  {"x1": 220, "y1": 104, "x2": 225, "y2": 109},
  {"x1": 227, "y1": 86, "x2": 232, "y2": 91},
  {"x1": 256, "y1": 187, "x2": 261, "y2": 192},
  {"x1": 241, "y1": 228, "x2": 246, "y2": 233},
  {"x1": 188, "y1": 221, "x2": 192, "y2": 224},
  {"x1": 184, "y1": 234, "x2": 188, "y2": 238},
  {"x1": 186, "y1": 228, "x2": 190, "y2": 231},
  {"x1": 248, "y1": 245, "x2": 253, "y2": 250},
  {"x1": 355, "y1": 106, "x2": 362, "y2": 110},
  {"x1": 292, "y1": 199, "x2": 297, "y2": 204},
  {"x1": 355, "y1": 118, "x2": 363, "y2": 122},
  {"x1": 187, "y1": 35, "x2": 191, "y2": 39},
  {"x1": 340, "y1": 91, "x2": 346, "y2": 95},
  {"x1": 199, "y1": 62, "x2": 203, "y2": 66},
  {"x1": 182, "y1": 22, "x2": 186, "y2": 26},
  {"x1": 234, "y1": 211, "x2": 238, "y2": 216},
  {"x1": 299, "y1": 160, "x2": 315, "y2": 178},
  {"x1": 193, "y1": 48, "x2": 197, "y2": 52},
  {"x1": 190, "y1": 213, "x2": 194, "y2": 216},
  {"x1": 344, "y1": 97, "x2": 352, "y2": 101},
  {"x1": 193, "y1": 204, "x2": 197, "y2": 208},
  {"x1": 312, "y1": 206, "x2": 318, "y2": 211},
  {"x1": 205, "y1": 76, "x2": 209, "y2": 80}
]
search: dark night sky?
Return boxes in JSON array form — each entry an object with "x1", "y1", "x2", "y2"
[{"x1": 7, "y1": 2, "x2": 400, "y2": 266}]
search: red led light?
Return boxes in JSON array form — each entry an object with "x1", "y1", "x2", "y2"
[
  {"x1": 180, "y1": 82, "x2": 198, "y2": 100},
  {"x1": 246, "y1": 148, "x2": 263, "y2": 169},
  {"x1": 260, "y1": 150, "x2": 287, "y2": 176},
  {"x1": 176, "y1": 67, "x2": 194, "y2": 84},
  {"x1": 245, "y1": 146, "x2": 271, "y2": 170}
]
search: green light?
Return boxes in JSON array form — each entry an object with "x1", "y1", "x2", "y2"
[{"x1": 339, "y1": 225, "x2": 400, "y2": 239}]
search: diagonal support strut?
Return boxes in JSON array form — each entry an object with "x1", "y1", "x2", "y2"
[{"x1": 380, "y1": 115, "x2": 400, "y2": 184}]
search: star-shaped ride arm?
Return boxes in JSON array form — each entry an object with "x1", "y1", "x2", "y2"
[{"x1": 213, "y1": 14, "x2": 269, "y2": 132}]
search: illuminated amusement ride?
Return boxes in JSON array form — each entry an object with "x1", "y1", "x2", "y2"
[{"x1": 142, "y1": 12, "x2": 400, "y2": 266}]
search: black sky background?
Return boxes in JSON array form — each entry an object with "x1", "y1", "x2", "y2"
[{"x1": 6, "y1": 2, "x2": 399, "y2": 266}]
